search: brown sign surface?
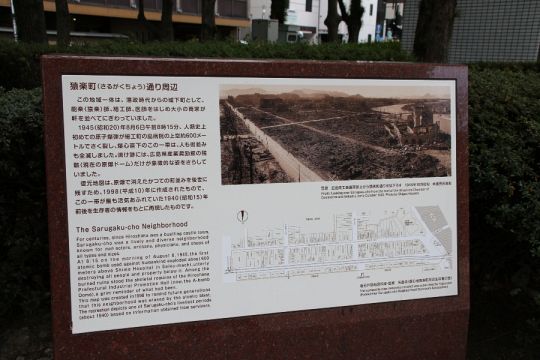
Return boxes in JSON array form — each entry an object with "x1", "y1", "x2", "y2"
[{"x1": 42, "y1": 56, "x2": 469, "y2": 359}]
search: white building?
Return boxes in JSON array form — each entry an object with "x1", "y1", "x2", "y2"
[
  {"x1": 249, "y1": 0, "x2": 379, "y2": 43},
  {"x1": 358, "y1": 0, "x2": 378, "y2": 43},
  {"x1": 285, "y1": 0, "x2": 322, "y2": 42}
]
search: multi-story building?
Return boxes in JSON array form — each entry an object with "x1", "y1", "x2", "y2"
[
  {"x1": 247, "y1": 0, "x2": 322, "y2": 42},
  {"x1": 249, "y1": 0, "x2": 379, "y2": 43},
  {"x1": 357, "y1": 0, "x2": 378, "y2": 42},
  {"x1": 0, "y1": 0, "x2": 250, "y2": 41},
  {"x1": 380, "y1": 0, "x2": 402, "y2": 40},
  {"x1": 284, "y1": 0, "x2": 321, "y2": 42},
  {"x1": 0, "y1": 0, "x2": 402, "y2": 44}
]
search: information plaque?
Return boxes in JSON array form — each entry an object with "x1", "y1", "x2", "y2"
[{"x1": 43, "y1": 57, "x2": 469, "y2": 359}]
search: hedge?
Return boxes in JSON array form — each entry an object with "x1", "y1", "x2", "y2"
[
  {"x1": 468, "y1": 64, "x2": 540, "y2": 355},
  {"x1": 0, "y1": 39, "x2": 413, "y2": 90},
  {"x1": 468, "y1": 65, "x2": 540, "y2": 296},
  {"x1": 0, "y1": 88, "x2": 48, "y2": 319}
]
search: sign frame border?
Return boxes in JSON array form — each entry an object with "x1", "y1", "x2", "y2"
[{"x1": 42, "y1": 56, "x2": 469, "y2": 360}]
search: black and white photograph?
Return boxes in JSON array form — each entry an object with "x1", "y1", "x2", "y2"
[{"x1": 220, "y1": 82, "x2": 452, "y2": 185}]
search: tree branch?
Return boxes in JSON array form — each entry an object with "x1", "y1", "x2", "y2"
[{"x1": 337, "y1": 0, "x2": 349, "y2": 23}]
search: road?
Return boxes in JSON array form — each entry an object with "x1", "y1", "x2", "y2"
[
  {"x1": 249, "y1": 106, "x2": 395, "y2": 155},
  {"x1": 372, "y1": 103, "x2": 411, "y2": 115},
  {"x1": 225, "y1": 102, "x2": 324, "y2": 182}
]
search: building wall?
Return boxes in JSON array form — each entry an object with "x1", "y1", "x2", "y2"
[
  {"x1": 249, "y1": 0, "x2": 322, "y2": 41},
  {"x1": 248, "y1": 0, "x2": 378, "y2": 43},
  {"x1": 249, "y1": 0, "x2": 272, "y2": 21},
  {"x1": 285, "y1": 0, "x2": 321, "y2": 31},
  {"x1": 317, "y1": 0, "x2": 330, "y2": 37},
  {"x1": 246, "y1": 0, "x2": 382, "y2": 43},
  {"x1": 358, "y1": 0, "x2": 378, "y2": 42},
  {"x1": 0, "y1": 0, "x2": 250, "y2": 40},
  {"x1": 402, "y1": 0, "x2": 540, "y2": 62}
]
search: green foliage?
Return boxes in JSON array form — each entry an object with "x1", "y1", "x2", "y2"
[
  {"x1": 469, "y1": 64, "x2": 540, "y2": 296},
  {"x1": 0, "y1": 88, "x2": 48, "y2": 320},
  {"x1": 0, "y1": 39, "x2": 412, "y2": 90},
  {"x1": 0, "y1": 41, "x2": 48, "y2": 90}
]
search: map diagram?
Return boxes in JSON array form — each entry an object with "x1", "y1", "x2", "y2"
[{"x1": 223, "y1": 206, "x2": 452, "y2": 281}]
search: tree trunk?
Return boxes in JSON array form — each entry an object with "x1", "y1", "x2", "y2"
[
  {"x1": 270, "y1": 0, "x2": 289, "y2": 23},
  {"x1": 55, "y1": 0, "x2": 70, "y2": 47},
  {"x1": 413, "y1": 0, "x2": 457, "y2": 62},
  {"x1": 12, "y1": 0, "x2": 47, "y2": 43},
  {"x1": 324, "y1": 0, "x2": 340, "y2": 42},
  {"x1": 160, "y1": 0, "x2": 174, "y2": 41},
  {"x1": 348, "y1": 24, "x2": 361, "y2": 43},
  {"x1": 337, "y1": 0, "x2": 363, "y2": 44},
  {"x1": 201, "y1": 0, "x2": 216, "y2": 41},
  {"x1": 138, "y1": 0, "x2": 149, "y2": 42},
  {"x1": 137, "y1": 0, "x2": 145, "y2": 22}
]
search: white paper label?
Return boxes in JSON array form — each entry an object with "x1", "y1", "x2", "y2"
[{"x1": 62, "y1": 75, "x2": 458, "y2": 333}]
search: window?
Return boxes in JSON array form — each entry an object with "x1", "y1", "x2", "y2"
[
  {"x1": 182, "y1": 0, "x2": 200, "y2": 14},
  {"x1": 306, "y1": 0, "x2": 312, "y2": 12},
  {"x1": 369, "y1": 4, "x2": 373, "y2": 16},
  {"x1": 218, "y1": 0, "x2": 248, "y2": 18}
]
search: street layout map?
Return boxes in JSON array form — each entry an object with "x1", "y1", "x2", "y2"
[{"x1": 224, "y1": 206, "x2": 452, "y2": 281}]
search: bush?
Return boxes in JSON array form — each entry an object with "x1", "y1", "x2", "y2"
[
  {"x1": 0, "y1": 42, "x2": 47, "y2": 90},
  {"x1": 469, "y1": 65, "x2": 540, "y2": 298},
  {"x1": 0, "y1": 88, "x2": 48, "y2": 319},
  {"x1": 0, "y1": 39, "x2": 413, "y2": 90},
  {"x1": 468, "y1": 63, "x2": 540, "y2": 356}
]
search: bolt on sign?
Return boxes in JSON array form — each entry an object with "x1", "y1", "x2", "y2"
[{"x1": 43, "y1": 56, "x2": 469, "y2": 360}]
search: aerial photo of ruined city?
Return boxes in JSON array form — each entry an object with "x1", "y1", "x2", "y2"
[{"x1": 220, "y1": 82, "x2": 452, "y2": 185}]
